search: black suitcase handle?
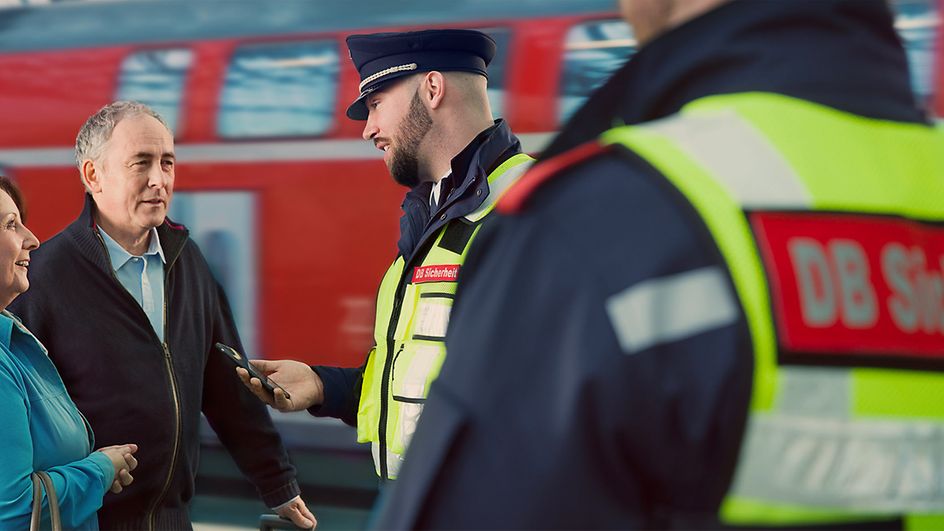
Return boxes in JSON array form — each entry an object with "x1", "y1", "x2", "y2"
[{"x1": 259, "y1": 513, "x2": 311, "y2": 530}]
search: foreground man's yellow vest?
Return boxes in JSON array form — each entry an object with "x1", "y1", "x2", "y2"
[
  {"x1": 357, "y1": 153, "x2": 533, "y2": 479},
  {"x1": 601, "y1": 92, "x2": 944, "y2": 529}
]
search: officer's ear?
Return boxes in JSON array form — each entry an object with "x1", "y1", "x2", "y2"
[{"x1": 421, "y1": 71, "x2": 446, "y2": 111}]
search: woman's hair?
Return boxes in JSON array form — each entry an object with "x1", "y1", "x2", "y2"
[{"x1": 0, "y1": 175, "x2": 27, "y2": 223}]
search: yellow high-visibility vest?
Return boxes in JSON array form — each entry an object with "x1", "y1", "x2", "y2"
[
  {"x1": 358, "y1": 153, "x2": 533, "y2": 479},
  {"x1": 602, "y1": 92, "x2": 944, "y2": 529}
]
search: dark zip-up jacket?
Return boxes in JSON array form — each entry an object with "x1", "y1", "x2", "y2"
[
  {"x1": 311, "y1": 119, "x2": 523, "y2": 427},
  {"x1": 374, "y1": 1, "x2": 927, "y2": 528},
  {"x1": 10, "y1": 195, "x2": 299, "y2": 530}
]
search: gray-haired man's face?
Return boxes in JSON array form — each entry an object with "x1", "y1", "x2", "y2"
[{"x1": 86, "y1": 114, "x2": 176, "y2": 236}]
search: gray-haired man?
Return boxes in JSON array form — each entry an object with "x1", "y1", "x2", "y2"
[{"x1": 11, "y1": 101, "x2": 316, "y2": 530}]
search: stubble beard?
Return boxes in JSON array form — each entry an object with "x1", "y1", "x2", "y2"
[{"x1": 390, "y1": 90, "x2": 433, "y2": 189}]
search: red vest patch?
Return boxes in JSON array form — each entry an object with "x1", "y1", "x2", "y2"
[
  {"x1": 412, "y1": 264, "x2": 460, "y2": 284},
  {"x1": 750, "y1": 212, "x2": 944, "y2": 368}
]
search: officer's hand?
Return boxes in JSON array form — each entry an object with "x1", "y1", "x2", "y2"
[
  {"x1": 274, "y1": 495, "x2": 317, "y2": 529},
  {"x1": 236, "y1": 359, "x2": 324, "y2": 412}
]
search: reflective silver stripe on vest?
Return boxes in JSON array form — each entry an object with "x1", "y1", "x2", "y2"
[
  {"x1": 640, "y1": 109, "x2": 813, "y2": 209},
  {"x1": 605, "y1": 266, "x2": 738, "y2": 355},
  {"x1": 730, "y1": 366, "x2": 944, "y2": 512},
  {"x1": 464, "y1": 157, "x2": 534, "y2": 223}
]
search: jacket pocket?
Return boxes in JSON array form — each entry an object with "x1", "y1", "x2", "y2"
[
  {"x1": 390, "y1": 344, "x2": 443, "y2": 455},
  {"x1": 410, "y1": 291, "x2": 454, "y2": 340}
]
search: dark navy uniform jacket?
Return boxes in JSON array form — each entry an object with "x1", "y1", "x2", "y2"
[{"x1": 374, "y1": 1, "x2": 926, "y2": 528}]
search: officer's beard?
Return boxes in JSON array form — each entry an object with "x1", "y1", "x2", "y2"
[{"x1": 390, "y1": 90, "x2": 433, "y2": 189}]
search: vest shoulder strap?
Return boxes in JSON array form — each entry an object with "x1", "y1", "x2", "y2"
[
  {"x1": 498, "y1": 141, "x2": 609, "y2": 214},
  {"x1": 463, "y1": 152, "x2": 534, "y2": 222}
]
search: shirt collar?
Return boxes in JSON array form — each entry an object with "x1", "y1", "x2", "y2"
[
  {"x1": 99, "y1": 226, "x2": 166, "y2": 272},
  {"x1": 430, "y1": 170, "x2": 452, "y2": 207}
]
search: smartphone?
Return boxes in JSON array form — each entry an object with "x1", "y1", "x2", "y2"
[{"x1": 215, "y1": 342, "x2": 291, "y2": 400}]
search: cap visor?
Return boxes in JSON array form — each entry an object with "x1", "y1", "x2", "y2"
[{"x1": 346, "y1": 91, "x2": 371, "y2": 120}]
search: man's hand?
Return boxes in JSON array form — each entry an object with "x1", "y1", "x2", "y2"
[
  {"x1": 274, "y1": 495, "x2": 317, "y2": 529},
  {"x1": 236, "y1": 359, "x2": 324, "y2": 412}
]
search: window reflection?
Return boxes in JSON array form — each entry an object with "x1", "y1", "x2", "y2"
[
  {"x1": 558, "y1": 20, "x2": 635, "y2": 125},
  {"x1": 557, "y1": 4, "x2": 938, "y2": 124},
  {"x1": 218, "y1": 41, "x2": 339, "y2": 138},
  {"x1": 894, "y1": 0, "x2": 939, "y2": 109},
  {"x1": 482, "y1": 28, "x2": 510, "y2": 119},
  {"x1": 168, "y1": 192, "x2": 259, "y2": 355},
  {"x1": 116, "y1": 49, "x2": 193, "y2": 135}
]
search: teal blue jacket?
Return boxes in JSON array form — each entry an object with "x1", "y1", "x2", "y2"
[{"x1": 0, "y1": 310, "x2": 114, "y2": 530}]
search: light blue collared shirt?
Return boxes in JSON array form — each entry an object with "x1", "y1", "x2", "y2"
[{"x1": 99, "y1": 227, "x2": 166, "y2": 340}]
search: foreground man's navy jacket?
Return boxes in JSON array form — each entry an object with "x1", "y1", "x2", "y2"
[{"x1": 374, "y1": 1, "x2": 927, "y2": 528}]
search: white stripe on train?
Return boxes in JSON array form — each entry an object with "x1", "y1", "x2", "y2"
[{"x1": 0, "y1": 133, "x2": 555, "y2": 168}]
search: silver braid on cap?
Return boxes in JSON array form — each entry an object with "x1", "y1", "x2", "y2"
[{"x1": 358, "y1": 63, "x2": 418, "y2": 91}]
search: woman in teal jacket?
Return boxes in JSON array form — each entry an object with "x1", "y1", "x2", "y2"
[{"x1": 0, "y1": 175, "x2": 138, "y2": 530}]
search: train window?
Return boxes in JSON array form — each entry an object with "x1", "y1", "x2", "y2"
[
  {"x1": 218, "y1": 40, "x2": 339, "y2": 138},
  {"x1": 482, "y1": 29, "x2": 510, "y2": 119},
  {"x1": 558, "y1": 20, "x2": 635, "y2": 124},
  {"x1": 893, "y1": 0, "x2": 939, "y2": 109},
  {"x1": 116, "y1": 49, "x2": 193, "y2": 135}
]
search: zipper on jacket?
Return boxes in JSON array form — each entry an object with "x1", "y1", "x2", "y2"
[
  {"x1": 378, "y1": 272, "x2": 410, "y2": 481},
  {"x1": 92, "y1": 229, "x2": 183, "y2": 531},
  {"x1": 146, "y1": 287, "x2": 181, "y2": 531},
  {"x1": 378, "y1": 336, "x2": 396, "y2": 481},
  {"x1": 147, "y1": 340, "x2": 181, "y2": 530}
]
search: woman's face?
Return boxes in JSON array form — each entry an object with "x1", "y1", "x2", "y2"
[{"x1": 0, "y1": 190, "x2": 39, "y2": 308}]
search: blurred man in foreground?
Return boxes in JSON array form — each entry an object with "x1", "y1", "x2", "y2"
[{"x1": 376, "y1": 0, "x2": 944, "y2": 528}]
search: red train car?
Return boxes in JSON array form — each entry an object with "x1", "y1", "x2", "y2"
[
  {"x1": 0, "y1": 0, "x2": 623, "y2": 368},
  {"x1": 0, "y1": 0, "x2": 937, "y2": 372}
]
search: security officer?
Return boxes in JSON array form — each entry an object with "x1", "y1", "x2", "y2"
[
  {"x1": 238, "y1": 29, "x2": 533, "y2": 481},
  {"x1": 375, "y1": 0, "x2": 944, "y2": 528}
]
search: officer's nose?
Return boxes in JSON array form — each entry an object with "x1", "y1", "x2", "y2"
[{"x1": 362, "y1": 115, "x2": 379, "y2": 141}]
